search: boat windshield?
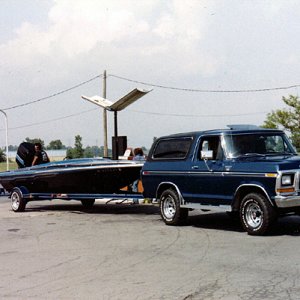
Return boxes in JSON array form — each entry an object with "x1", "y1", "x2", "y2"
[{"x1": 224, "y1": 133, "x2": 297, "y2": 158}]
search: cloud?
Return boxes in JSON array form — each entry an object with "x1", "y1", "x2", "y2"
[
  {"x1": 2, "y1": 0, "x2": 300, "y2": 148},
  {"x1": 47, "y1": 0, "x2": 152, "y2": 57},
  {"x1": 0, "y1": 0, "x2": 221, "y2": 77}
]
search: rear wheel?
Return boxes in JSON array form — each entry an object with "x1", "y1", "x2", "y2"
[
  {"x1": 160, "y1": 189, "x2": 188, "y2": 225},
  {"x1": 240, "y1": 193, "x2": 276, "y2": 235},
  {"x1": 11, "y1": 188, "x2": 27, "y2": 212}
]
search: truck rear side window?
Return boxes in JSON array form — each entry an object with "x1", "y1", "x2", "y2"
[{"x1": 152, "y1": 138, "x2": 192, "y2": 159}]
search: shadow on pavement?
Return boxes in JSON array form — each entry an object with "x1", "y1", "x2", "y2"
[
  {"x1": 16, "y1": 201, "x2": 300, "y2": 236},
  {"x1": 187, "y1": 212, "x2": 300, "y2": 236},
  {"x1": 25, "y1": 201, "x2": 160, "y2": 216},
  {"x1": 187, "y1": 212, "x2": 244, "y2": 233}
]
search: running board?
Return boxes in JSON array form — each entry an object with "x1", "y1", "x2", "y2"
[{"x1": 181, "y1": 203, "x2": 232, "y2": 212}]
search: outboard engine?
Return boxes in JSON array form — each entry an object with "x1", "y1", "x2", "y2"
[{"x1": 16, "y1": 142, "x2": 35, "y2": 168}]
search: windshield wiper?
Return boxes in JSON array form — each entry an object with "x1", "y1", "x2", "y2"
[
  {"x1": 272, "y1": 152, "x2": 296, "y2": 156},
  {"x1": 236, "y1": 153, "x2": 266, "y2": 158}
]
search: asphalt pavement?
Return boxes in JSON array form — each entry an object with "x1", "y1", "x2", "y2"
[{"x1": 1, "y1": 195, "x2": 300, "y2": 299}]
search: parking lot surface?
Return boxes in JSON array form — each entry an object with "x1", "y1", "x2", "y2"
[{"x1": 1, "y1": 196, "x2": 300, "y2": 299}]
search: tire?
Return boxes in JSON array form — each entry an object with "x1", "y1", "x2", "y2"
[
  {"x1": 81, "y1": 199, "x2": 95, "y2": 209},
  {"x1": 11, "y1": 188, "x2": 27, "y2": 212},
  {"x1": 159, "y1": 189, "x2": 188, "y2": 225},
  {"x1": 240, "y1": 193, "x2": 277, "y2": 235}
]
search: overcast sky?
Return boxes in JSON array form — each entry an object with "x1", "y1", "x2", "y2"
[{"x1": 1, "y1": 0, "x2": 300, "y2": 150}]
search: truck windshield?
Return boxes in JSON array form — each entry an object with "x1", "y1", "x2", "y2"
[{"x1": 224, "y1": 133, "x2": 296, "y2": 158}]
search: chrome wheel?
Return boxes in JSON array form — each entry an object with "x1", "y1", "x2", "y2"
[
  {"x1": 162, "y1": 195, "x2": 176, "y2": 219},
  {"x1": 159, "y1": 189, "x2": 188, "y2": 225},
  {"x1": 244, "y1": 201, "x2": 263, "y2": 229},
  {"x1": 11, "y1": 191, "x2": 21, "y2": 211},
  {"x1": 240, "y1": 193, "x2": 276, "y2": 235},
  {"x1": 10, "y1": 188, "x2": 26, "y2": 212}
]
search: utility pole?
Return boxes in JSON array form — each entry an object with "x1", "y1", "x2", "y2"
[{"x1": 103, "y1": 70, "x2": 108, "y2": 157}]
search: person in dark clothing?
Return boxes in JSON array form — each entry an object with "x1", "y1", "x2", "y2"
[
  {"x1": 132, "y1": 148, "x2": 145, "y2": 193},
  {"x1": 32, "y1": 143, "x2": 50, "y2": 166}
]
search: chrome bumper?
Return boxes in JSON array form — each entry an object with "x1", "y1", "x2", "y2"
[{"x1": 275, "y1": 195, "x2": 300, "y2": 208}]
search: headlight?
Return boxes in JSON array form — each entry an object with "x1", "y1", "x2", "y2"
[{"x1": 281, "y1": 174, "x2": 294, "y2": 186}]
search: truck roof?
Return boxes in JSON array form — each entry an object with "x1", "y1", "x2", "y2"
[{"x1": 158, "y1": 125, "x2": 284, "y2": 140}]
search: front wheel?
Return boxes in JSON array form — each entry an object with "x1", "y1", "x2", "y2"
[
  {"x1": 11, "y1": 188, "x2": 27, "y2": 212},
  {"x1": 159, "y1": 189, "x2": 188, "y2": 225},
  {"x1": 240, "y1": 193, "x2": 277, "y2": 235}
]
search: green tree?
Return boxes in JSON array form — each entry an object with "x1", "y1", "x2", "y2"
[
  {"x1": 84, "y1": 146, "x2": 94, "y2": 158},
  {"x1": 74, "y1": 135, "x2": 84, "y2": 158},
  {"x1": 8, "y1": 145, "x2": 18, "y2": 151},
  {"x1": 47, "y1": 139, "x2": 65, "y2": 150},
  {"x1": 25, "y1": 137, "x2": 45, "y2": 148},
  {"x1": 263, "y1": 95, "x2": 300, "y2": 151},
  {"x1": 66, "y1": 135, "x2": 84, "y2": 159},
  {"x1": 65, "y1": 136, "x2": 113, "y2": 159},
  {"x1": 84, "y1": 146, "x2": 106, "y2": 158},
  {"x1": 65, "y1": 147, "x2": 74, "y2": 159},
  {"x1": 0, "y1": 148, "x2": 5, "y2": 163}
]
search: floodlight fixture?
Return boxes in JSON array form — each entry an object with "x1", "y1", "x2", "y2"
[
  {"x1": 82, "y1": 88, "x2": 151, "y2": 111},
  {"x1": 82, "y1": 88, "x2": 152, "y2": 159}
]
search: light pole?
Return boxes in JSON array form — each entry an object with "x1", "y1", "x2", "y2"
[
  {"x1": 102, "y1": 70, "x2": 108, "y2": 157},
  {"x1": 0, "y1": 109, "x2": 9, "y2": 170},
  {"x1": 82, "y1": 88, "x2": 152, "y2": 160}
]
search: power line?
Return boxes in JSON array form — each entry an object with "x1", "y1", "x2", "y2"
[
  {"x1": 0, "y1": 107, "x2": 268, "y2": 132},
  {"x1": 110, "y1": 74, "x2": 300, "y2": 93},
  {"x1": 2, "y1": 75, "x2": 101, "y2": 111},
  {"x1": 0, "y1": 72, "x2": 287, "y2": 131},
  {"x1": 1, "y1": 104, "x2": 268, "y2": 132},
  {"x1": 3, "y1": 72, "x2": 298, "y2": 113},
  {"x1": 129, "y1": 109, "x2": 268, "y2": 117},
  {"x1": 0, "y1": 108, "x2": 98, "y2": 131}
]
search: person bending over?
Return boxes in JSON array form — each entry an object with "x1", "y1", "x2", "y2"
[{"x1": 32, "y1": 143, "x2": 50, "y2": 166}]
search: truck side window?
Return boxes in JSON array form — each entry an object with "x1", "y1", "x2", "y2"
[
  {"x1": 152, "y1": 138, "x2": 192, "y2": 159},
  {"x1": 199, "y1": 136, "x2": 223, "y2": 160}
]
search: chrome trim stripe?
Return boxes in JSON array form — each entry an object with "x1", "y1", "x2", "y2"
[
  {"x1": 181, "y1": 203, "x2": 232, "y2": 212},
  {"x1": 144, "y1": 170, "x2": 274, "y2": 177}
]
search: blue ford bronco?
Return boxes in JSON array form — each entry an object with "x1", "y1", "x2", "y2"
[{"x1": 142, "y1": 125, "x2": 300, "y2": 235}]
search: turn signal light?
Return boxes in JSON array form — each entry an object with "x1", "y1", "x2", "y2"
[{"x1": 276, "y1": 187, "x2": 295, "y2": 193}]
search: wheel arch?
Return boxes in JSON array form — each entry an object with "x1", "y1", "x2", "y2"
[
  {"x1": 156, "y1": 182, "x2": 184, "y2": 205},
  {"x1": 10, "y1": 186, "x2": 29, "y2": 198},
  {"x1": 232, "y1": 184, "x2": 274, "y2": 211}
]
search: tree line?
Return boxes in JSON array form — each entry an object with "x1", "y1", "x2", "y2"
[{"x1": 0, "y1": 135, "x2": 113, "y2": 162}]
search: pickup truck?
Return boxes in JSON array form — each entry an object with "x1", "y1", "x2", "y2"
[{"x1": 141, "y1": 125, "x2": 300, "y2": 235}]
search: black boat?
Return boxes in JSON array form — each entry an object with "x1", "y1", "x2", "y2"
[
  {"x1": 0, "y1": 143, "x2": 144, "y2": 212},
  {"x1": 0, "y1": 157, "x2": 143, "y2": 194}
]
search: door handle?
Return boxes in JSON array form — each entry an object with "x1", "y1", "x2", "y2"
[{"x1": 192, "y1": 166, "x2": 199, "y2": 169}]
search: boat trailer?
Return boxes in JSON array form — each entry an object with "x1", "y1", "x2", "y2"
[{"x1": 10, "y1": 186, "x2": 148, "y2": 212}]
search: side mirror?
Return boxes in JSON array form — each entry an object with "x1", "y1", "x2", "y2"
[{"x1": 201, "y1": 150, "x2": 213, "y2": 160}]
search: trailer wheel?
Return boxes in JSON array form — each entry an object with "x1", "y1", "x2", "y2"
[
  {"x1": 81, "y1": 199, "x2": 95, "y2": 209},
  {"x1": 11, "y1": 188, "x2": 27, "y2": 212},
  {"x1": 160, "y1": 188, "x2": 188, "y2": 225},
  {"x1": 240, "y1": 193, "x2": 276, "y2": 235}
]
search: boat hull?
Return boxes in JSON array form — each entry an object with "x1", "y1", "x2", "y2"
[{"x1": 0, "y1": 158, "x2": 143, "y2": 194}]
